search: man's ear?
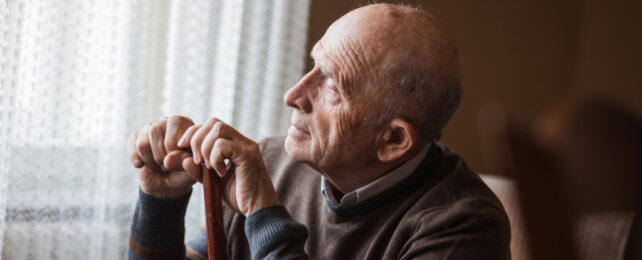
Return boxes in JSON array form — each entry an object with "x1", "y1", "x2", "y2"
[{"x1": 377, "y1": 118, "x2": 418, "y2": 162}]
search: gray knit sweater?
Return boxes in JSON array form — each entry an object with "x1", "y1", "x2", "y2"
[{"x1": 128, "y1": 136, "x2": 511, "y2": 259}]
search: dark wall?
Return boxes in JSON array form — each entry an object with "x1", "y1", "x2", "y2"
[{"x1": 305, "y1": 0, "x2": 642, "y2": 173}]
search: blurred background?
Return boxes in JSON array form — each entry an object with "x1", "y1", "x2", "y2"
[
  {"x1": 308, "y1": 0, "x2": 642, "y2": 173},
  {"x1": 1, "y1": 0, "x2": 640, "y2": 259}
]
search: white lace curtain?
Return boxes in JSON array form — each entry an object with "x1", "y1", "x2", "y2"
[{"x1": 0, "y1": 0, "x2": 310, "y2": 259}]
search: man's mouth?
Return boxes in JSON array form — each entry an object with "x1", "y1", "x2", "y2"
[{"x1": 288, "y1": 124, "x2": 310, "y2": 137}]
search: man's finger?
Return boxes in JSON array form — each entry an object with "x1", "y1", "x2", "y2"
[
  {"x1": 136, "y1": 123, "x2": 163, "y2": 173},
  {"x1": 182, "y1": 155, "x2": 203, "y2": 183},
  {"x1": 165, "y1": 115, "x2": 194, "y2": 152},
  {"x1": 209, "y1": 138, "x2": 238, "y2": 178},
  {"x1": 178, "y1": 125, "x2": 200, "y2": 149},
  {"x1": 191, "y1": 118, "x2": 220, "y2": 165},
  {"x1": 127, "y1": 130, "x2": 144, "y2": 168},
  {"x1": 148, "y1": 120, "x2": 168, "y2": 171},
  {"x1": 164, "y1": 150, "x2": 192, "y2": 171},
  {"x1": 201, "y1": 122, "x2": 227, "y2": 169},
  {"x1": 202, "y1": 121, "x2": 247, "y2": 169},
  {"x1": 212, "y1": 120, "x2": 247, "y2": 141}
]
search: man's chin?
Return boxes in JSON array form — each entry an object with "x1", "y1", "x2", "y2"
[{"x1": 284, "y1": 135, "x2": 310, "y2": 163}]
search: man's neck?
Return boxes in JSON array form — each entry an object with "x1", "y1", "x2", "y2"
[{"x1": 322, "y1": 144, "x2": 427, "y2": 195}]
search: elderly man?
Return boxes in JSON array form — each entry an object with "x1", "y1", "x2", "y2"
[{"x1": 127, "y1": 3, "x2": 510, "y2": 260}]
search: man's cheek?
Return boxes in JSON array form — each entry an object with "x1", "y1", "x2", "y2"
[{"x1": 334, "y1": 110, "x2": 357, "y2": 139}]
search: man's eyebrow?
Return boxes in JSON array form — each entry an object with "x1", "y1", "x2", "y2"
[
  {"x1": 310, "y1": 42, "x2": 323, "y2": 62},
  {"x1": 309, "y1": 47, "x2": 328, "y2": 75},
  {"x1": 309, "y1": 43, "x2": 342, "y2": 86}
]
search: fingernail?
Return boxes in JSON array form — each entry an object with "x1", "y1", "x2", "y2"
[
  {"x1": 179, "y1": 136, "x2": 187, "y2": 147},
  {"x1": 204, "y1": 159, "x2": 210, "y2": 169}
]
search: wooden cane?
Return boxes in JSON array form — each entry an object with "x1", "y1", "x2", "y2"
[{"x1": 202, "y1": 165, "x2": 227, "y2": 260}]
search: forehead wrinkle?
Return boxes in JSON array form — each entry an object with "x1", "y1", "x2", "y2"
[
  {"x1": 345, "y1": 39, "x2": 373, "y2": 78},
  {"x1": 313, "y1": 39, "x2": 352, "y2": 92},
  {"x1": 334, "y1": 41, "x2": 358, "y2": 84},
  {"x1": 338, "y1": 39, "x2": 368, "y2": 79},
  {"x1": 330, "y1": 38, "x2": 372, "y2": 95},
  {"x1": 316, "y1": 45, "x2": 339, "y2": 77}
]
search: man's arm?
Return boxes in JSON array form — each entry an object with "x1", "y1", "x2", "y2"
[
  {"x1": 182, "y1": 206, "x2": 310, "y2": 260},
  {"x1": 127, "y1": 116, "x2": 310, "y2": 259},
  {"x1": 128, "y1": 189, "x2": 192, "y2": 260},
  {"x1": 181, "y1": 118, "x2": 310, "y2": 259},
  {"x1": 126, "y1": 116, "x2": 204, "y2": 260},
  {"x1": 128, "y1": 193, "x2": 310, "y2": 260},
  {"x1": 183, "y1": 205, "x2": 310, "y2": 260},
  {"x1": 244, "y1": 205, "x2": 309, "y2": 259},
  {"x1": 127, "y1": 188, "x2": 221, "y2": 260}
]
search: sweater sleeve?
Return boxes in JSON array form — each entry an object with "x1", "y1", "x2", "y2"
[
  {"x1": 128, "y1": 188, "x2": 192, "y2": 260},
  {"x1": 244, "y1": 205, "x2": 309, "y2": 260},
  {"x1": 400, "y1": 199, "x2": 511, "y2": 260}
]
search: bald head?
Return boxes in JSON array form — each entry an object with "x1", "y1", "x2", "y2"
[
  {"x1": 320, "y1": 3, "x2": 461, "y2": 141},
  {"x1": 283, "y1": 3, "x2": 461, "y2": 181}
]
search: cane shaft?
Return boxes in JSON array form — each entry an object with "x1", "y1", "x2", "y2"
[{"x1": 202, "y1": 165, "x2": 226, "y2": 260}]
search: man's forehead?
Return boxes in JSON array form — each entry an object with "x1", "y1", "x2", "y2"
[
  {"x1": 310, "y1": 41, "x2": 334, "y2": 71},
  {"x1": 310, "y1": 25, "x2": 345, "y2": 59},
  {"x1": 308, "y1": 4, "x2": 430, "y2": 84}
]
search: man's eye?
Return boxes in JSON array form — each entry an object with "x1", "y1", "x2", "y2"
[{"x1": 325, "y1": 78, "x2": 339, "y2": 94}]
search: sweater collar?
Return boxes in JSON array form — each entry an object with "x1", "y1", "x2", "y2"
[
  {"x1": 321, "y1": 142, "x2": 441, "y2": 219},
  {"x1": 321, "y1": 144, "x2": 431, "y2": 207}
]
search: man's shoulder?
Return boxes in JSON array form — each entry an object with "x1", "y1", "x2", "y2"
[
  {"x1": 406, "y1": 142, "x2": 509, "y2": 230},
  {"x1": 395, "y1": 144, "x2": 511, "y2": 256}
]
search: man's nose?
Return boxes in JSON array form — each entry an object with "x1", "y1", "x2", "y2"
[{"x1": 283, "y1": 68, "x2": 317, "y2": 113}]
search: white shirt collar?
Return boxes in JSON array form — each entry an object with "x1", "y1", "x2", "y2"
[{"x1": 321, "y1": 143, "x2": 431, "y2": 207}]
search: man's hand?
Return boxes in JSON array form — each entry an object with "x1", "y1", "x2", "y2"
[
  {"x1": 127, "y1": 116, "x2": 200, "y2": 199},
  {"x1": 178, "y1": 118, "x2": 280, "y2": 216}
]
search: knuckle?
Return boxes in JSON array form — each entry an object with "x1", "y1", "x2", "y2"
[
  {"x1": 136, "y1": 138, "x2": 150, "y2": 153},
  {"x1": 189, "y1": 125, "x2": 201, "y2": 135},
  {"x1": 169, "y1": 115, "x2": 193, "y2": 125},
  {"x1": 249, "y1": 142, "x2": 260, "y2": 153},
  {"x1": 212, "y1": 121, "x2": 226, "y2": 133},
  {"x1": 168, "y1": 115, "x2": 182, "y2": 123},
  {"x1": 213, "y1": 138, "x2": 224, "y2": 150},
  {"x1": 164, "y1": 138, "x2": 177, "y2": 151},
  {"x1": 206, "y1": 117, "x2": 218, "y2": 125},
  {"x1": 149, "y1": 123, "x2": 164, "y2": 137},
  {"x1": 211, "y1": 125, "x2": 222, "y2": 138},
  {"x1": 215, "y1": 139, "x2": 231, "y2": 155}
]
